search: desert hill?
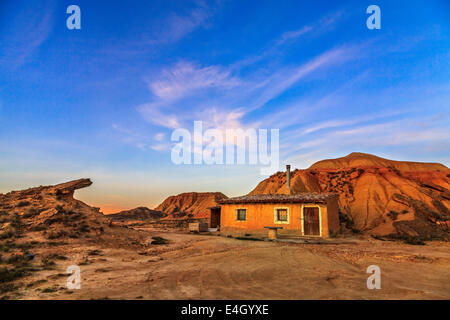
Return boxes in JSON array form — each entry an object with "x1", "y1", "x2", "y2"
[
  {"x1": 108, "y1": 207, "x2": 167, "y2": 222},
  {"x1": 310, "y1": 152, "x2": 448, "y2": 172},
  {"x1": 0, "y1": 178, "x2": 146, "y2": 244},
  {"x1": 251, "y1": 152, "x2": 450, "y2": 238},
  {"x1": 155, "y1": 192, "x2": 228, "y2": 219},
  {"x1": 0, "y1": 179, "x2": 158, "y2": 297}
]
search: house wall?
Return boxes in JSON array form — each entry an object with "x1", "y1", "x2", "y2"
[
  {"x1": 220, "y1": 202, "x2": 333, "y2": 238},
  {"x1": 326, "y1": 197, "x2": 340, "y2": 236}
]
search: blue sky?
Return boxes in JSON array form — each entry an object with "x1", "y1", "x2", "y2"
[{"x1": 1, "y1": 0, "x2": 449, "y2": 212}]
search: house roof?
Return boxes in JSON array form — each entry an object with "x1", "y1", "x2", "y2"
[{"x1": 217, "y1": 193, "x2": 338, "y2": 205}]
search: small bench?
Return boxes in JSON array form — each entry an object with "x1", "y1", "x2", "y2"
[{"x1": 264, "y1": 226, "x2": 283, "y2": 239}]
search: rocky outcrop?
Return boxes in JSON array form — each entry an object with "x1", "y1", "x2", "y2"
[
  {"x1": 0, "y1": 178, "x2": 124, "y2": 241},
  {"x1": 108, "y1": 207, "x2": 167, "y2": 222},
  {"x1": 250, "y1": 153, "x2": 450, "y2": 238}
]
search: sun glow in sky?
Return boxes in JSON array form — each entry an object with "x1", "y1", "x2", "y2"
[{"x1": 1, "y1": 0, "x2": 449, "y2": 212}]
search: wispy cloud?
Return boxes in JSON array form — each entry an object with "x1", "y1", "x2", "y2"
[
  {"x1": 137, "y1": 61, "x2": 241, "y2": 129},
  {"x1": 244, "y1": 45, "x2": 356, "y2": 113},
  {"x1": 137, "y1": 105, "x2": 181, "y2": 129},
  {"x1": 301, "y1": 109, "x2": 407, "y2": 135},
  {"x1": 149, "y1": 2, "x2": 214, "y2": 44},
  {"x1": 0, "y1": 2, "x2": 54, "y2": 70},
  {"x1": 136, "y1": 42, "x2": 360, "y2": 147},
  {"x1": 276, "y1": 10, "x2": 344, "y2": 45},
  {"x1": 147, "y1": 61, "x2": 240, "y2": 101},
  {"x1": 133, "y1": 10, "x2": 369, "y2": 158},
  {"x1": 277, "y1": 26, "x2": 314, "y2": 44}
]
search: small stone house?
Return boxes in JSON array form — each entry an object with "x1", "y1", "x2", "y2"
[
  {"x1": 210, "y1": 165, "x2": 340, "y2": 238},
  {"x1": 216, "y1": 193, "x2": 340, "y2": 238}
]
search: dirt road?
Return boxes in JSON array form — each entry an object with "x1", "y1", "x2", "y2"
[{"x1": 16, "y1": 229, "x2": 450, "y2": 300}]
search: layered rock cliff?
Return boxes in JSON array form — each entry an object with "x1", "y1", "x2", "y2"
[
  {"x1": 250, "y1": 153, "x2": 450, "y2": 237},
  {"x1": 155, "y1": 192, "x2": 228, "y2": 219}
]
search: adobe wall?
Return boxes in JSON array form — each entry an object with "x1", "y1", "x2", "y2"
[{"x1": 220, "y1": 202, "x2": 332, "y2": 237}]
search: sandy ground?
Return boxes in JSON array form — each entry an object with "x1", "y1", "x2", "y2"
[{"x1": 13, "y1": 228, "x2": 450, "y2": 300}]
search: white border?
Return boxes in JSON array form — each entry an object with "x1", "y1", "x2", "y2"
[
  {"x1": 274, "y1": 207, "x2": 290, "y2": 224},
  {"x1": 235, "y1": 208, "x2": 247, "y2": 221}
]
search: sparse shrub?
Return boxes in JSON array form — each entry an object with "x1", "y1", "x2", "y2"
[
  {"x1": 403, "y1": 236, "x2": 426, "y2": 245},
  {"x1": 44, "y1": 215, "x2": 68, "y2": 226},
  {"x1": 0, "y1": 230, "x2": 15, "y2": 240},
  {"x1": 0, "y1": 282, "x2": 17, "y2": 294},
  {"x1": 87, "y1": 249, "x2": 102, "y2": 256},
  {"x1": 22, "y1": 207, "x2": 45, "y2": 219},
  {"x1": 16, "y1": 201, "x2": 30, "y2": 208},
  {"x1": 151, "y1": 236, "x2": 169, "y2": 245},
  {"x1": 9, "y1": 214, "x2": 22, "y2": 229},
  {"x1": 0, "y1": 264, "x2": 32, "y2": 292},
  {"x1": 78, "y1": 256, "x2": 90, "y2": 265},
  {"x1": 385, "y1": 234, "x2": 427, "y2": 245},
  {"x1": 46, "y1": 241, "x2": 67, "y2": 246},
  {"x1": 387, "y1": 210, "x2": 399, "y2": 221},
  {"x1": 46, "y1": 253, "x2": 68, "y2": 261},
  {"x1": 77, "y1": 223, "x2": 90, "y2": 233},
  {"x1": 26, "y1": 279, "x2": 48, "y2": 288},
  {"x1": 6, "y1": 254, "x2": 28, "y2": 265},
  {"x1": 41, "y1": 257, "x2": 56, "y2": 269},
  {"x1": 30, "y1": 224, "x2": 47, "y2": 232},
  {"x1": 46, "y1": 231, "x2": 67, "y2": 240},
  {"x1": 68, "y1": 231, "x2": 81, "y2": 238},
  {"x1": 41, "y1": 287, "x2": 58, "y2": 293}
]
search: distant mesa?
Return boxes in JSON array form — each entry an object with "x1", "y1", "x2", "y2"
[
  {"x1": 309, "y1": 152, "x2": 448, "y2": 172},
  {"x1": 155, "y1": 192, "x2": 228, "y2": 219},
  {"x1": 107, "y1": 192, "x2": 228, "y2": 223},
  {"x1": 108, "y1": 207, "x2": 167, "y2": 222}
]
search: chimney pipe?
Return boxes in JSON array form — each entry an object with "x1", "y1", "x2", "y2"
[{"x1": 286, "y1": 165, "x2": 291, "y2": 193}]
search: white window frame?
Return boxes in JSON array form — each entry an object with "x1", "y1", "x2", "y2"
[
  {"x1": 274, "y1": 207, "x2": 290, "y2": 224},
  {"x1": 235, "y1": 208, "x2": 247, "y2": 221}
]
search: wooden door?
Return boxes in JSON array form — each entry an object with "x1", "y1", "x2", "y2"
[
  {"x1": 303, "y1": 207, "x2": 320, "y2": 236},
  {"x1": 210, "y1": 209, "x2": 221, "y2": 228}
]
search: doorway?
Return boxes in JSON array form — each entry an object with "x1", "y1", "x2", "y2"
[
  {"x1": 210, "y1": 207, "x2": 221, "y2": 228},
  {"x1": 303, "y1": 207, "x2": 320, "y2": 236}
]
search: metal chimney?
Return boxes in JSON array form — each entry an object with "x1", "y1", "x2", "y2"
[{"x1": 286, "y1": 165, "x2": 291, "y2": 193}]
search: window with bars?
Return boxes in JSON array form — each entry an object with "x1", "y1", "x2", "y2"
[{"x1": 236, "y1": 208, "x2": 247, "y2": 221}]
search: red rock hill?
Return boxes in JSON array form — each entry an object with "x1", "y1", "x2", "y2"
[
  {"x1": 155, "y1": 192, "x2": 228, "y2": 219},
  {"x1": 250, "y1": 153, "x2": 450, "y2": 237}
]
